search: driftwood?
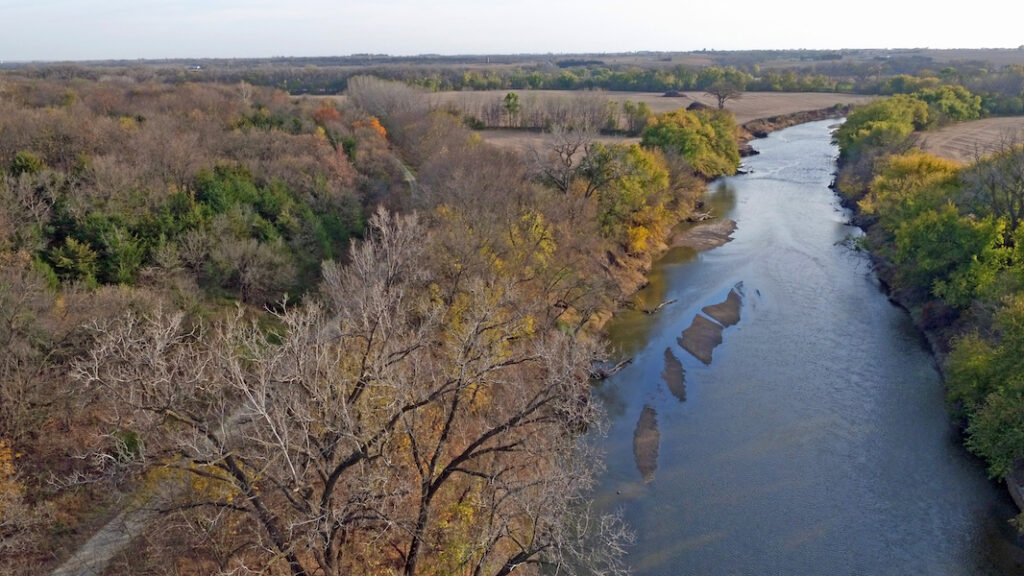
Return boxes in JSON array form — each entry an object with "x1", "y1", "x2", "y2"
[
  {"x1": 688, "y1": 210, "x2": 714, "y2": 222},
  {"x1": 642, "y1": 298, "x2": 677, "y2": 315},
  {"x1": 591, "y1": 357, "x2": 633, "y2": 380}
]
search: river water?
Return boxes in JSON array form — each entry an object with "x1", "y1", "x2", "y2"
[{"x1": 594, "y1": 120, "x2": 1024, "y2": 575}]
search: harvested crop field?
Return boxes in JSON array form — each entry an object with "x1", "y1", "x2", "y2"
[
  {"x1": 915, "y1": 117, "x2": 1024, "y2": 164},
  {"x1": 471, "y1": 130, "x2": 634, "y2": 152},
  {"x1": 435, "y1": 90, "x2": 873, "y2": 124},
  {"x1": 433, "y1": 91, "x2": 874, "y2": 152}
]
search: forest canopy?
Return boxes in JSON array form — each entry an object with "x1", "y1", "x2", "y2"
[{"x1": 0, "y1": 72, "x2": 716, "y2": 575}]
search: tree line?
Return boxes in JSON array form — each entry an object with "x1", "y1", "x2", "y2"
[
  {"x1": 11, "y1": 52, "x2": 1024, "y2": 117},
  {"x1": 834, "y1": 86, "x2": 1024, "y2": 530}
]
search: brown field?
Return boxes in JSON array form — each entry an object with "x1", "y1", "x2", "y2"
[
  {"x1": 431, "y1": 90, "x2": 875, "y2": 152},
  {"x1": 472, "y1": 129, "x2": 634, "y2": 153},
  {"x1": 915, "y1": 117, "x2": 1024, "y2": 164},
  {"x1": 917, "y1": 48, "x2": 1024, "y2": 66},
  {"x1": 434, "y1": 90, "x2": 873, "y2": 123}
]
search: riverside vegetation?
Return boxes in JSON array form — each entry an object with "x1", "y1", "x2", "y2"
[
  {"x1": 834, "y1": 83, "x2": 1024, "y2": 525},
  {"x1": 6, "y1": 51, "x2": 1024, "y2": 573},
  {"x1": 0, "y1": 72, "x2": 736, "y2": 575}
]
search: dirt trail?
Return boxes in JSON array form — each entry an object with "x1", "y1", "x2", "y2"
[{"x1": 50, "y1": 498, "x2": 159, "y2": 576}]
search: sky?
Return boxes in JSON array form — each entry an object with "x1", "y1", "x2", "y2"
[{"x1": 1, "y1": 0, "x2": 1022, "y2": 62}]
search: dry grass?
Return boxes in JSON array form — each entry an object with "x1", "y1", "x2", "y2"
[
  {"x1": 436, "y1": 90, "x2": 873, "y2": 123},
  {"x1": 472, "y1": 130, "x2": 635, "y2": 152},
  {"x1": 915, "y1": 117, "x2": 1024, "y2": 164},
  {"x1": 433, "y1": 91, "x2": 874, "y2": 152}
]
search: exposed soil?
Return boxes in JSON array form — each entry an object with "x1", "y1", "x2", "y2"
[
  {"x1": 448, "y1": 91, "x2": 876, "y2": 153},
  {"x1": 437, "y1": 90, "x2": 874, "y2": 124},
  {"x1": 1009, "y1": 461, "x2": 1024, "y2": 513},
  {"x1": 672, "y1": 219, "x2": 736, "y2": 251},
  {"x1": 702, "y1": 284, "x2": 743, "y2": 327},
  {"x1": 677, "y1": 314, "x2": 724, "y2": 365},
  {"x1": 914, "y1": 116, "x2": 1024, "y2": 164}
]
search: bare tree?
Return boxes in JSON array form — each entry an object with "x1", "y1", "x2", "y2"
[
  {"x1": 237, "y1": 81, "x2": 253, "y2": 107},
  {"x1": 0, "y1": 436, "x2": 55, "y2": 576},
  {"x1": 75, "y1": 209, "x2": 429, "y2": 575},
  {"x1": 346, "y1": 76, "x2": 428, "y2": 121},
  {"x1": 0, "y1": 262, "x2": 57, "y2": 445},
  {"x1": 530, "y1": 128, "x2": 618, "y2": 199},
  {"x1": 74, "y1": 208, "x2": 628, "y2": 576},
  {"x1": 1, "y1": 171, "x2": 59, "y2": 254},
  {"x1": 961, "y1": 137, "x2": 1024, "y2": 232},
  {"x1": 396, "y1": 274, "x2": 607, "y2": 575},
  {"x1": 704, "y1": 80, "x2": 743, "y2": 110}
]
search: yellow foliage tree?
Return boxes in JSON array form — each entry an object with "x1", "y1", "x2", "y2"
[{"x1": 861, "y1": 151, "x2": 961, "y2": 233}]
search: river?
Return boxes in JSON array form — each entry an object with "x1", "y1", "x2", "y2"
[{"x1": 593, "y1": 119, "x2": 1024, "y2": 575}]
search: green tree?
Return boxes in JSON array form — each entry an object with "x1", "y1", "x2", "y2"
[
  {"x1": 878, "y1": 74, "x2": 937, "y2": 95},
  {"x1": 641, "y1": 109, "x2": 739, "y2": 178},
  {"x1": 8, "y1": 151, "x2": 44, "y2": 177},
  {"x1": 836, "y1": 95, "x2": 930, "y2": 161},
  {"x1": 48, "y1": 236, "x2": 99, "y2": 284},
  {"x1": 503, "y1": 92, "x2": 520, "y2": 128},
  {"x1": 967, "y1": 385, "x2": 1024, "y2": 479},
  {"x1": 596, "y1": 144, "x2": 670, "y2": 249},
  {"x1": 915, "y1": 85, "x2": 982, "y2": 123},
  {"x1": 948, "y1": 295, "x2": 1024, "y2": 478},
  {"x1": 103, "y1": 227, "x2": 146, "y2": 285},
  {"x1": 622, "y1": 101, "x2": 652, "y2": 135},
  {"x1": 860, "y1": 151, "x2": 961, "y2": 232},
  {"x1": 893, "y1": 205, "x2": 1006, "y2": 307}
]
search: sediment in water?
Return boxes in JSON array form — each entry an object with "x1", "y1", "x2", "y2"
[
  {"x1": 632, "y1": 405, "x2": 660, "y2": 483},
  {"x1": 662, "y1": 348, "x2": 686, "y2": 402}
]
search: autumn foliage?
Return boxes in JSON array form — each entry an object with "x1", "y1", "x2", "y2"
[
  {"x1": 0, "y1": 74, "x2": 660, "y2": 575},
  {"x1": 354, "y1": 115, "x2": 387, "y2": 139}
]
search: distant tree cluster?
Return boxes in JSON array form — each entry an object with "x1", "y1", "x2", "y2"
[{"x1": 8, "y1": 50, "x2": 1024, "y2": 119}]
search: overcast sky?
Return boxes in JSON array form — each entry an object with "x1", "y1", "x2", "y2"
[{"x1": 1, "y1": 0, "x2": 1021, "y2": 62}]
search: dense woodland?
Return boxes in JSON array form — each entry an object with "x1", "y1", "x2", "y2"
[
  {"x1": 834, "y1": 84, "x2": 1024, "y2": 526},
  {"x1": 0, "y1": 71, "x2": 734, "y2": 575}
]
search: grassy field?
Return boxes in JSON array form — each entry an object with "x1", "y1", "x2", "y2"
[
  {"x1": 431, "y1": 90, "x2": 875, "y2": 152},
  {"x1": 915, "y1": 117, "x2": 1024, "y2": 164}
]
